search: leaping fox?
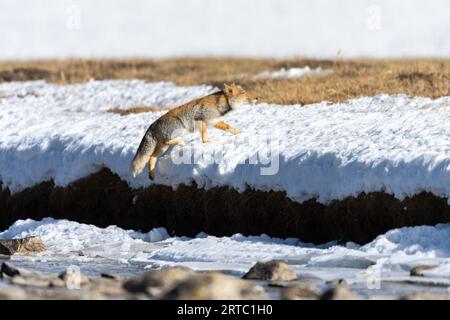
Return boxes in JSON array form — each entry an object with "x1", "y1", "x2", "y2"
[{"x1": 130, "y1": 84, "x2": 258, "y2": 180}]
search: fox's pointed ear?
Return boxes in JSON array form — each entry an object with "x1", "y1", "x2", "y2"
[{"x1": 223, "y1": 83, "x2": 232, "y2": 94}]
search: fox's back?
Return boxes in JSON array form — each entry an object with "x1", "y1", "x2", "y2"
[
  {"x1": 151, "y1": 92, "x2": 229, "y2": 137},
  {"x1": 163, "y1": 92, "x2": 228, "y2": 120}
]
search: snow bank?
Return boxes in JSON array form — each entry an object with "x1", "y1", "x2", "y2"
[
  {"x1": 2, "y1": 218, "x2": 450, "y2": 280},
  {"x1": 1, "y1": 0, "x2": 449, "y2": 59},
  {"x1": 359, "y1": 224, "x2": 450, "y2": 278},
  {"x1": 254, "y1": 67, "x2": 332, "y2": 79},
  {"x1": 362, "y1": 224, "x2": 450, "y2": 257},
  {"x1": 2, "y1": 80, "x2": 450, "y2": 204}
]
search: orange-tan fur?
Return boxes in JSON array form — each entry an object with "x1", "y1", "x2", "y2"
[{"x1": 130, "y1": 84, "x2": 257, "y2": 180}]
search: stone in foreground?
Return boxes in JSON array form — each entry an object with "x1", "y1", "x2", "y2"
[
  {"x1": 320, "y1": 286, "x2": 362, "y2": 300},
  {"x1": 282, "y1": 283, "x2": 320, "y2": 300},
  {"x1": 0, "y1": 285, "x2": 28, "y2": 300},
  {"x1": 0, "y1": 236, "x2": 47, "y2": 255},
  {"x1": 243, "y1": 260, "x2": 298, "y2": 281},
  {"x1": 162, "y1": 272, "x2": 267, "y2": 300},
  {"x1": 400, "y1": 292, "x2": 450, "y2": 300},
  {"x1": 123, "y1": 266, "x2": 195, "y2": 298},
  {"x1": 59, "y1": 269, "x2": 90, "y2": 288}
]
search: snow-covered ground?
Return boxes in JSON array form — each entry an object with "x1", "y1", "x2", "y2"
[
  {"x1": 2, "y1": 79, "x2": 450, "y2": 296},
  {"x1": 1, "y1": 218, "x2": 450, "y2": 296},
  {"x1": 2, "y1": 80, "x2": 450, "y2": 204},
  {"x1": 0, "y1": 0, "x2": 449, "y2": 60}
]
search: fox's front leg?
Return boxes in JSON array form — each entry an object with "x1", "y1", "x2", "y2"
[
  {"x1": 199, "y1": 121, "x2": 210, "y2": 143},
  {"x1": 214, "y1": 121, "x2": 241, "y2": 134}
]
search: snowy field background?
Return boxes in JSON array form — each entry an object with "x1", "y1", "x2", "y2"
[
  {"x1": 2, "y1": 80, "x2": 450, "y2": 204},
  {"x1": 0, "y1": 0, "x2": 449, "y2": 60},
  {"x1": 2, "y1": 217, "x2": 450, "y2": 297}
]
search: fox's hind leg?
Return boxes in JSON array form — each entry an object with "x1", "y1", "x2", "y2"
[
  {"x1": 148, "y1": 145, "x2": 166, "y2": 180},
  {"x1": 164, "y1": 138, "x2": 185, "y2": 146},
  {"x1": 199, "y1": 121, "x2": 210, "y2": 143},
  {"x1": 214, "y1": 121, "x2": 241, "y2": 134}
]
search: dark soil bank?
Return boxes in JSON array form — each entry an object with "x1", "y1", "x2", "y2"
[{"x1": 1, "y1": 168, "x2": 449, "y2": 244}]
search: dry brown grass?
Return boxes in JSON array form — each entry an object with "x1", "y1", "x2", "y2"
[{"x1": 0, "y1": 58, "x2": 449, "y2": 105}]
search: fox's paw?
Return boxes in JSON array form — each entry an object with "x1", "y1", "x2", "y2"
[
  {"x1": 202, "y1": 138, "x2": 211, "y2": 144},
  {"x1": 148, "y1": 171, "x2": 155, "y2": 180}
]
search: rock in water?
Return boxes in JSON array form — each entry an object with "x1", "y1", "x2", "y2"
[
  {"x1": 162, "y1": 272, "x2": 268, "y2": 300},
  {"x1": 1, "y1": 262, "x2": 21, "y2": 277},
  {"x1": 326, "y1": 278, "x2": 347, "y2": 286},
  {"x1": 410, "y1": 265, "x2": 437, "y2": 277},
  {"x1": 0, "y1": 236, "x2": 47, "y2": 255},
  {"x1": 243, "y1": 260, "x2": 298, "y2": 281},
  {"x1": 59, "y1": 268, "x2": 90, "y2": 289}
]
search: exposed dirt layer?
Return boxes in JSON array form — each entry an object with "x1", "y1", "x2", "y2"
[
  {"x1": 1, "y1": 168, "x2": 449, "y2": 244},
  {"x1": 0, "y1": 58, "x2": 449, "y2": 105}
]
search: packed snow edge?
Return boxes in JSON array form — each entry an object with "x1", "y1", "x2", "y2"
[{"x1": 1, "y1": 80, "x2": 450, "y2": 204}]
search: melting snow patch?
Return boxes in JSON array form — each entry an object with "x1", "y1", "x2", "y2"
[{"x1": 2, "y1": 218, "x2": 450, "y2": 280}]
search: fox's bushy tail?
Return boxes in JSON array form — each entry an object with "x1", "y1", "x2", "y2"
[{"x1": 130, "y1": 129, "x2": 157, "y2": 177}]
